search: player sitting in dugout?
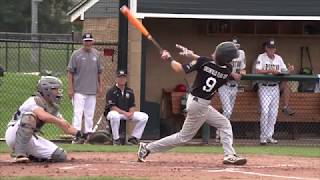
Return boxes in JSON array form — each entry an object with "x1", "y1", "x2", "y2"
[
  {"x1": 5, "y1": 76, "x2": 86, "y2": 163},
  {"x1": 104, "y1": 70, "x2": 149, "y2": 145}
]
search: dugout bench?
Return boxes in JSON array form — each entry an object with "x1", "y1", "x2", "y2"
[{"x1": 167, "y1": 74, "x2": 320, "y2": 140}]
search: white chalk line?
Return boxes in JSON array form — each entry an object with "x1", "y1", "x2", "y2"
[{"x1": 204, "y1": 168, "x2": 319, "y2": 180}]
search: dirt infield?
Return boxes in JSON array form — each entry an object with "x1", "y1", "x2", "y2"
[{"x1": 0, "y1": 152, "x2": 319, "y2": 180}]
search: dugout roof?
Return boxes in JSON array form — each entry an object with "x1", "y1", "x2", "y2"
[{"x1": 131, "y1": 0, "x2": 320, "y2": 20}]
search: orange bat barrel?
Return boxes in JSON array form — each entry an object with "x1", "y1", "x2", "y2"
[{"x1": 120, "y1": 5, "x2": 150, "y2": 37}]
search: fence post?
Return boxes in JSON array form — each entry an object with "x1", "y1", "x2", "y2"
[
  {"x1": 66, "y1": 43, "x2": 70, "y2": 66},
  {"x1": 5, "y1": 33, "x2": 8, "y2": 71},
  {"x1": 18, "y1": 41, "x2": 20, "y2": 72},
  {"x1": 72, "y1": 31, "x2": 75, "y2": 52},
  {"x1": 38, "y1": 35, "x2": 41, "y2": 73}
]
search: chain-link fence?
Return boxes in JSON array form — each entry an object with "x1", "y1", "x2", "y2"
[
  {"x1": 0, "y1": 38, "x2": 118, "y2": 140},
  {"x1": 167, "y1": 75, "x2": 320, "y2": 146}
]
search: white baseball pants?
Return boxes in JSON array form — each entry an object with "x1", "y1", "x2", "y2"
[
  {"x1": 146, "y1": 94, "x2": 236, "y2": 156},
  {"x1": 5, "y1": 121, "x2": 58, "y2": 159},
  {"x1": 218, "y1": 85, "x2": 238, "y2": 119},
  {"x1": 72, "y1": 93, "x2": 96, "y2": 133},
  {"x1": 107, "y1": 111, "x2": 148, "y2": 140},
  {"x1": 258, "y1": 85, "x2": 280, "y2": 141}
]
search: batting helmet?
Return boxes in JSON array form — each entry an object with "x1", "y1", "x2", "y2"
[
  {"x1": 37, "y1": 76, "x2": 63, "y2": 106},
  {"x1": 214, "y1": 42, "x2": 239, "y2": 66}
]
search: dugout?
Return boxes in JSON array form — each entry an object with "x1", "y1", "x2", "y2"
[{"x1": 128, "y1": 0, "x2": 320, "y2": 139}]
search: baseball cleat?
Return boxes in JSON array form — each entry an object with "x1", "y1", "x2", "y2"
[
  {"x1": 127, "y1": 137, "x2": 139, "y2": 145},
  {"x1": 113, "y1": 138, "x2": 121, "y2": 146},
  {"x1": 267, "y1": 138, "x2": 278, "y2": 144},
  {"x1": 223, "y1": 154, "x2": 247, "y2": 165},
  {"x1": 282, "y1": 107, "x2": 295, "y2": 116},
  {"x1": 137, "y1": 142, "x2": 149, "y2": 162},
  {"x1": 260, "y1": 139, "x2": 267, "y2": 145},
  {"x1": 13, "y1": 155, "x2": 30, "y2": 163}
]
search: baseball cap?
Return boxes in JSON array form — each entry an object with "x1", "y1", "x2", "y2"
[
  {"x1": 232, "y1": 37, "x2": 240, "y2": 45},
  {"x1": 231, "y1": 37, "x2": 240, "y2": 49},
  {"x1": 117, "y1": 69, "x2": 127, "y2": 77},
  {"x1": 265, "y1": 39, "x2": 276, "y2": 48},
  {"x1": 82, "y1": 33, "x2": 94, "y2": 41}
]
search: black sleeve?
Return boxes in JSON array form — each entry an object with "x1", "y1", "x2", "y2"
[
  {"x1": 104, "y1": 88, "x2": 117, "y2": 116},
  {"x1": 182, "y1": 57, "x2": 208, "y2": 74},
  {"x1": 128, "y1": 89, "x2": 135, "y2": 109},
  {"x1": 226, "y1": 64, "x2": 234, "y2": 80}
]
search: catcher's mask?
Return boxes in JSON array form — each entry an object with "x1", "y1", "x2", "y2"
[
  {"x1": 214, "y1": 42, "x2": 239, "y2": 66},
  {"x1": 37, "y1": 76, "x2": 63, "y2": 107}
]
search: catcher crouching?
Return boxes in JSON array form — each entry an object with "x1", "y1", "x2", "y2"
[{"x1": 5, "y1": 76, "x2": 86, "y2": 163}]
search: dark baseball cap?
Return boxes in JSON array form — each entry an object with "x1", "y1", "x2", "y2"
[
  {"x1": 265, "y1": 39, "x2": 276, "y2": 48},
  {"x1": 117, "y1": 69, "x2": 127, "y2": 77},
  {"x1": 232, "y1": 37, "x2": 240, "y2": 45},
  {"x1": 82, "y1": 33, "x2": 94, "y2": 41}
]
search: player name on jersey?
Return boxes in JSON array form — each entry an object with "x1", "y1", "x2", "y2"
[{"x1": 203, "y1": 66, "x2": 228, "y2": 79}]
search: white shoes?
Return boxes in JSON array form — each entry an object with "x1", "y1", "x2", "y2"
[
  {"x1": 223, "y1": 154, "x2": 247, "y2": 165},
  {"x1": 137, "y1": 142, "x2": 149, "y2": 162}
]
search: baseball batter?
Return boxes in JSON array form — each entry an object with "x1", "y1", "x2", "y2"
[
  {"x1": 137, "y1": 42, "x2": 247, "y2": 165},
  {"x1": 255, "y1": 39, "x2": 291, "y2": 145},
  {"x1": 5, "y1": 76, "x2": 85, "y2": 163},
  {"x1": 216, "y1": 38, "x2": 246, "y2": 142}
]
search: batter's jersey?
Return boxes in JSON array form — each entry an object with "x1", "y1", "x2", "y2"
[
  {"x1": 255, "y1": 52, "x2": 287, "y2": 84},
  {"x1": 105, "y1": 85, "x2": 135, "y2": 113},
  {"x1": 182, "y1": 57, "x2": 232, "y2": 100}
]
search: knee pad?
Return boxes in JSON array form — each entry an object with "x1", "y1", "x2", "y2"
[
  {"x1": 15, "y1": 113, "x2": 37, "y2": 155},
  {"x1": 51, "y1": 147, "x2": 67, "y2": 162}
]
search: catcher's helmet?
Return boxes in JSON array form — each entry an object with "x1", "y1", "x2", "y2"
[
  {"x1": 37, "y1": 76, "x2": 63, "y2": 106},
  {"x1": 214, "y1": 42, "x2": 239, "y2": 66}
]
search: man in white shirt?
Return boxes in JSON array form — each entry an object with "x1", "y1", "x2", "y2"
[
  {"x1": 216, "y1": 37, "x2": 246, "y2": 143},
  {"x1": 255, "y1": 39, "x2": 294, "y2": 145}
]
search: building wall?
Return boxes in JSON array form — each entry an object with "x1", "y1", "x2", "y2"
[{"x1": 143, "y1": 18, "x2": 320, "y2": 103}]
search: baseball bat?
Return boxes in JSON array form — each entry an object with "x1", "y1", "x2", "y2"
[
  {"x1": 92, "y1": 114, "x2": 104, "y2": 133},
  {"x1": 120, "y1": 5, "x2": 164, "y2": 53}
]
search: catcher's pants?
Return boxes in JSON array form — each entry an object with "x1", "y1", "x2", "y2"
[
  {"x1": 147, "y1": 94, "x2": 236, "y2": 156},
  {"x1": 72, "y1": 93, "x2": 96, "y2": 133},
  {"x1": 258, "y1": 84, "x2": 280, "y2": 141},
  {"x1": 5, "y1": 120, "x2": 58, "y2": 159},
  {"x1": 107, "y1": 111, "x2": 148, "y2": 140}
]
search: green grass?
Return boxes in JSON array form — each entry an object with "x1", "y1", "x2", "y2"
[
  {"x1": 0, "y1": 73, "x2": 73, "y2": 139},
  {"x1": 0, "y1": 176, "x2": 145, "y2": 180},
  {"x1": 1, "y1": 142, "x2": 319, "y2": 157}
]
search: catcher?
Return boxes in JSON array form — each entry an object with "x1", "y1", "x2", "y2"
[{"x1": 5, "y1": 76, "x2": 85, "y2": 163}]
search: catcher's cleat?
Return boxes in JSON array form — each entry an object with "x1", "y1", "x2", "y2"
[
  {"x1": 72, "y1": 137, "x2": 85, "y2": 144},
  {"x1": 267, "y1": 138, "x2": 278, "y2": 144},
  {"x1": 223, "y1": 154, "x2": 247, "y2": 165},
  {"x1": 13, "y1": 155, "x2": 30, "y2": 163},
  {"x1": 127, "y1": 137, "x2": 139, "y2": 145},
  {"x1": 137, "y1": 142, "x2": 149, "y2": 162}
]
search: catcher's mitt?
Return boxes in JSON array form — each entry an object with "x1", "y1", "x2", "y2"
[{"x1": 87, "y1": 130, "x2": 112, "y2": 145}]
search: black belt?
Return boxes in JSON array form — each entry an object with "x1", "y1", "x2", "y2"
[
  {"x1": 227, "y1": 84, "x2": 237, "y2": 87},
  {"x1": 262, "y1": 83, "x2": 277, "y2": 87}
]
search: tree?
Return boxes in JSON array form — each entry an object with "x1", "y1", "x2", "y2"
[{"x1": 0, "y1": 0, "x2": 76, "y2": 33}]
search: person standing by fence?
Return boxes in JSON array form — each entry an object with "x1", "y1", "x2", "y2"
[{"x1": 67, "y1": 33, "x2": 103, "y2": 144}]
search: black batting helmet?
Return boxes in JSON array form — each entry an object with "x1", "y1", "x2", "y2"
[{"x1": 214, "y1": 42, "x2": 239, "y2": 66}]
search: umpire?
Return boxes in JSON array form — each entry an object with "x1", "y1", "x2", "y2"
[{"x1": 104, "y1": 70, "x2": 149, "y2": 145}]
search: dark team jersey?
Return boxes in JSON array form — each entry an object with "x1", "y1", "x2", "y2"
[
  {"x1": 105, "y1": 85, "x2": 135, "y2": 113},
  {"x1": 182, "y1": 56, "x2": 232, "y2": 100}
]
